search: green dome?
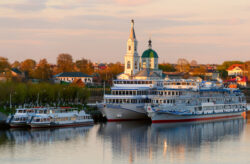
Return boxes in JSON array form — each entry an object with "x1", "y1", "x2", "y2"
[{"x1": 141, "y1": 49, "x2": 158, "y2": 58}]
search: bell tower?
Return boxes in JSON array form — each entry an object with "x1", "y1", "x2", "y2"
[{"x1": 124, "y1": 19, "x2": 140, "y2": 76}]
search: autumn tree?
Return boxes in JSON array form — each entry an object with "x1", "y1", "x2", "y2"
[
  {"x1": 0, "y1": 57, "x2": 10, "y2": 73},
  {"x1": 75, "y1": 58, "x2": 94, "y2": 75},
  {"x1": 176, "y1": 58, "x2": 190, "y2": 72},
  {"x1": 190, "y1": 60, "x2": 198, "y2": 66},
  {"x1": 244, "y1": 61, "x2": 250, "y2": 81},
  {"x1": 97, "y1": 62, "x2": 124, "y2": 84},
  {"x1": 57, "y1": 53, "x2": 74, "y2": 73},
  {"x1": 20, "y1": 59, "x2": 36, "y2": 78},
  {"x1": 33, "y1": 59, "x2": 52, "y2": 80},
  {"x1": 192, "y1": 65, "x2": 207, "y2": 76},
  {"x1": 12, "y1": 61, "x2": 21, "y2": 68}
]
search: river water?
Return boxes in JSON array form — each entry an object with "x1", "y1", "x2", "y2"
[{"x1": 1, "y1": 116, "x2": 250, "y2": 164}]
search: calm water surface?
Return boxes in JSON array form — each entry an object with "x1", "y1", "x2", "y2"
[{"x1": 1, "y1": 117, "x2": 250, "y2": 164}]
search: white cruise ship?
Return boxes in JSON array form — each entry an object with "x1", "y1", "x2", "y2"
[
  {"x1": 146, "y1": 79, "x2": 248, "y2": 123},
  {"x1": 98, "y1": 79, "x2": 161, "y2": 121}
]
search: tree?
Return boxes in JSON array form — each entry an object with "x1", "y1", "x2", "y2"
[
  {"x1": 97, "y1": 62, "x2": 124, "y2": 84},
  {"x1": 190, "y1": 60, "x2": 198, "y2": 66},
  {"x1": 20, "y1": 59, "x2": 36, "y2": 78},
  {"x1": 176, "y1": 58, "x2": 190, "y2": 72},
  {"x1": 217, "y1": 61, "x2": 243, "y2": 71},
  {"x1": 192, "y1": 65, "x2": 206, "y2": 76},
  {"x1": 244, "y1": 61, "x2": 250, "y2": 81},
  {"x1": 75, "y1": 58, "x2": 94, "y2": 74},
  {"x1": 159, "y1": 63, "x2": 176, "y2": 72},
  {"x1": 12, "y1": 61, "x2": 21, "y2": 68},
  {"x1": 33, "y1": 59, "x2": 52, "y2": 80},
  {"x1": 0, "y1": 57, "x2": 10, "y2": 73},
  {"x1": 57, "y1": 53, "x2": 74, "y2": 73}
]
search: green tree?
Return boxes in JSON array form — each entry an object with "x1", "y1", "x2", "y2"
[{"x1": 159, "y1": 63, "x2": 176, "y2": 72}]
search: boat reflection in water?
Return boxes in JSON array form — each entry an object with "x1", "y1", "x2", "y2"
[
  {"x1": 5, "y1": 126, "x2": 92, "y2": 145},
  {"x1": 151, "y1": 118, "x2": 245, "y2": 148},
  {"x1": 98, "y1": 118, "x2": 246, "y2": 163}
]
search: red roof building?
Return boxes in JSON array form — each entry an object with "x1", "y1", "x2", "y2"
[{"x1": 227, "y1": 64, "x2": 247, "y2": 76}]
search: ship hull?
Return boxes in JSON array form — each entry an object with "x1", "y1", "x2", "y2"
[
  {"x1": 150, "y1": 111, "x2": 245, "y2": 123},
  {"x1": 98, "y1": 104, "x2": 148, "y2": 121},
  {"x1": 30, "y1": 121, "x2": 94, "y2": 128},
  {"x1": 10, "y1": 121, "x2": 29, "y2": 128}
]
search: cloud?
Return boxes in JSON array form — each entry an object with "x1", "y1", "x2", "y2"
[
  {"x1": 0, "y1": 0, "x2": 47, "y2": 11},
  {"x1": 0, "y1": 39, "x2": 43, "y2": 45}
]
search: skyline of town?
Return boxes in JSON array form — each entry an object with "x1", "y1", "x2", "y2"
[{"x1": 1, "y1": 0, "x2": 250, "y2": 64}]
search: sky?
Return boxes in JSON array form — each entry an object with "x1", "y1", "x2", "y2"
[{"x1": 1, "y1": 0, "x2": 250, "y2": 64}]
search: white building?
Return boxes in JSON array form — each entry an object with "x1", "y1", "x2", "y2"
[{"x1": 55, "y1": 72, "x2": 93, "y2": 84}]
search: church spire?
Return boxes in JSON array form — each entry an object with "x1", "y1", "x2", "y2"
[
  {"x1": 148, "y1": 38, "x2": 152, "y2": 49},
  {"x1": 129, "y1": 19, "x2": 136, "y2": 40}
]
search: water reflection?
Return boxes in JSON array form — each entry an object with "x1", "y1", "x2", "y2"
[
  {"x1": 98, "y1": 118, "x2": 246, "y2": 163},
  {"x1": 1, "y1": 126, "x2": 92, "y2": 145},
  {"x1": 151, "y1": 118, "x2": 245, "y2": 148},
  {"x1": 0, "y1": 118, "x2": 248, "y2": 164}
]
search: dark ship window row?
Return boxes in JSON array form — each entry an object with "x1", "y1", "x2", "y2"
[{"x1": 114, "y1": 80, "x2": 153, "y2": 84}]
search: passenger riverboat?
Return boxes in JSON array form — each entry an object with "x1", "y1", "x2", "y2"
[
  {"x1": 6, "y1": 107, "x2": 41, "y2": 128},
  {"x1": 98, "y1": 79, "x2": 158, "y2": 121},
  {"x1": 29, "y1": 107, "x2": 94, "y2": 128},
  {"x1": 145, "y1": 80, "x2": 248, "y2": 123}
]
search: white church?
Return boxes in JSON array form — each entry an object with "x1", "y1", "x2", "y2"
[{"x1": 117, "y1": 20, "x2": 163, "y2": 80}]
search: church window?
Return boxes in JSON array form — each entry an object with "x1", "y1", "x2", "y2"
[
  {"x1": 127, "y1": 61, "x2": 131, "y2": 69},
  {"x1": 128, "y1": 46, "x2": 131, "y2": 51},
  {"x1": 135, "y1": 61, "x2": 137, "y2": 69}
]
